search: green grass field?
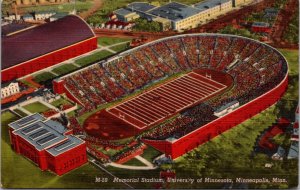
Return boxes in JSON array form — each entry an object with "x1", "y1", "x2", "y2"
[
  {"x1": 50, "y1": 98, "x2": 73, "y2": 108},
  {"x1": 110, "y1": 43, "x2": 130, "y2": 53},
  {"x1": 13, "y1": 109, "x2": 28, "y2": 117},
  {"x1": 141, "y1": 146, "x2": 162, "y2": 162},
  {"x1": 23, "y1": 102, "x2": 51, "y2": 113},
  {"x1": 123, "y1": 158, "x2": 146, "y2": 166},
  {"x1": 98, "y1": 37, "x2": 131, "y2": 46},
  {"x1": 52, "y1": 64, "x2": 78, "y2": 76},
  {"x1": 20, "y1": 1, "x2": 93, "y2": 13},
  {"x1": 279, "y1": 48, "x2": 298, "y2": 76},
  {"x1": 33, "y1": 72, "x2": 57, "y2": 83},
  {"x1": 75, "y1": 50, "x2": 113, "y2": 66}
]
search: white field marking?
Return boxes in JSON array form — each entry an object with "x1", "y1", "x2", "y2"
[
  {"x1": 151, "y1": 88, "x2": 192, "y2": 106},
  {"x1": 139, "y1": 93, "x2": 183, "y2": 111},
  {"x1": 118, "y1": 103, "x2": 156, "y2": 123},
  {"x1": 128, "y1": 98, "x2": 168, "y2": 117},
  {"x1": 112, "y1": 107, "x2": 149, "y2": 125},
  {"x1": 158, "y1": 85, "x2": 196, "y2": 103},
  {"x1": 169, "y1": 76, "x2": 211, "y2": 93},
  {"x1": 185, "y1": 75, "x2": 220, "y2": 91},
  {"x1": 165, "y1": 80, "x2": 208, "y2": 98},
  {"x1": 107, "y1": 72, "x2": 228, "y2": 130},
  {"x1": 190, "y1": 72, "x2": 227, "y2": 88},
  {"x1": 147, "y1": 90, "x2": 186, "y2": 110},
  {"x1": 123, "y1": 100, "x2": 163, "y2": 120},
  {"x1": 174, "y1": 78, "x2": 214, "y2": 95},
  {"x1": 116, "y1": 104, "x2": 154, "y2": 124},
  {"x1": 109, "y1": 108, "x2": 147, "y2": 129},
  {"x1": 161, "y1": 83, "x2": 203, "y2": 101},
  {"x1": 134, "y1": 96, "x2": 172, "y2": 114},
  {"x1": 107, "y1": 74, "x2": 189, "y2": 110}
]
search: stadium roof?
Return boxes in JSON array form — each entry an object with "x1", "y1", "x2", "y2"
[
  {"x1": 2, "y1": 15, "x2": 95, "y2": 70},
  {"x1": 194, "y1": 0, "x2": 231, "y2": 10},
  {"x1": 10, "y1": 113, "x2": 84, "y2": 153},
  {"x1": 148, "y1": 2, "x2": 202, "y2": 22},
  {"x1": 127, "y1": 2, "x2": 156, "y2": 12}
]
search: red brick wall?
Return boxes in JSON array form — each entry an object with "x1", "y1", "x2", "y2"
[
  {"x1": 2, "y1": 37, "x2": 97, "y2": 82},
  {"x1": 46, "y1": 142, "x2": 87, "y2": 176}
]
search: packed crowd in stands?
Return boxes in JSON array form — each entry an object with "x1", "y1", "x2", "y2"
[
  {"x1": 142, "y1": 103, "x2": 217, "y2": 140},
  {"x1": 62, "y1": 34, "x2": 287, "y2": 140},
  {"x1": 110, "y1": 143, "x2": 146, "y2": 163},
  {"x1": 84, "y1": 134, "x2": 136, "y2": 149},
  {"x1": 42, "y1": 109, "x2": 58, "y2": 117}
]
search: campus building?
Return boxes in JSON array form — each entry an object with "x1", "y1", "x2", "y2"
[
  {"x1": 113, "y1": 0, "x2": 254, "y2": 31},
  {"x1": 1, "y1": 15, "x2": 97, "y2": 82},
  {"x1": 1, "y1": 82, "x2": 20, "y2": 99},
  {"x1": 8, "y1": 113, "x2": 87, "y2": 175}
]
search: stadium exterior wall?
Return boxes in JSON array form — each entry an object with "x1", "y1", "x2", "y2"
[
  {"x1": 2, "y1": 37, "x2": 97, "y2": 82},
  {"x1": 143, "y1": 74, "x2": 288, "y2": 159}
]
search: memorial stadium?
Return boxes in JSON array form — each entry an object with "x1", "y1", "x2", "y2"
[{"x1": 53, "y1": 33, "x2": 288, "y2": 160}]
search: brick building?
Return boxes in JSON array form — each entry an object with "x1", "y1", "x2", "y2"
[{"x1": 8, "y1": 113, "x2": 87, "y2": 175}]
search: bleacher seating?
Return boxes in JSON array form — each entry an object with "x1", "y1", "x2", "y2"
[{"x1": 62, "y1": 34, "x2": 287, "y2": 140}]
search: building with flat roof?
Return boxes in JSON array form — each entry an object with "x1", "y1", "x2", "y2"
[
  {"x1": 8, "y1": 113, "x2": 87, "y2": 175},
  {"x1": 148, "y1": 2, "x2": 204, "y2": 31},
  {"x1": 127, "y1": 2, "x2": 157, "y2": 12},
  {"x1": 194, "y1": 0, "x2": 233, "y2": 18},
  {"x1": 114, "y1": 8, "x2": 140, "y2": 22},
  {"x1": 112, "y1": 0, "x2": 255, "y2": 31}
]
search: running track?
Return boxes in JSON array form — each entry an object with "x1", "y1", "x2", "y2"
[{"x1": 108, "y1": 72, "x2": 227, "y2": 130}]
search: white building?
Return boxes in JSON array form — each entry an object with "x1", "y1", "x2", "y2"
[
  {"x1": 1, "y1": 82, "x2": 20, "y2": 99},
  {"x1": 34, "y1": 11, "x2": 56, "y2": 20}
]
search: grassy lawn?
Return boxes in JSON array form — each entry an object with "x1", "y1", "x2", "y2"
[
  {"x1": 97, "y1": 37, "x2": 131, "y2": 46},
  {"x1": 23, "y1": 102, "x2": 50, "y2": 114},
  {"x1": 123, "y1": 158, "x2": 146, "y2": 166},
  {"x1": 19, "y1": 79, "x2": 36, "y2": 88},
  {"x1": 13, "y1": 109, "x2": 28, "y2": 117},
  {"x1": 172, "y1": 105, "x2": 297, "y2": 189},
  {"x1": 110, "y1": 43, "x2": 130, "y2": 53},
  {"x1": 50, "y1": 98, "x2": 72, "y2": 108},
  {"x1": 52, "y1": 64, "x2": 78, "y2": 76},
  {"x1": 75, "y1": 50, "x2": 113, "y2": 66},
  {"x1": 33, "y1": 72, "x2": 57, "y2": 84},
  {"x1": 279, "y1": 48, "x2": 298, "y2": 76},
  {"x1": 20, "y1": 0, "x2": 92, "y2": 13},
  {"x1": 141, "y1": 146, "x2": 162, "y2": 162}
]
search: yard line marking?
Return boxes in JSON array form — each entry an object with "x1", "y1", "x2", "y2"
[
  {"x1": 119, "y1": 103, "x2": 158, "y2": 122},
  {"x1": 115, "y1": 105, "x2": 153, "y2": 124}
]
